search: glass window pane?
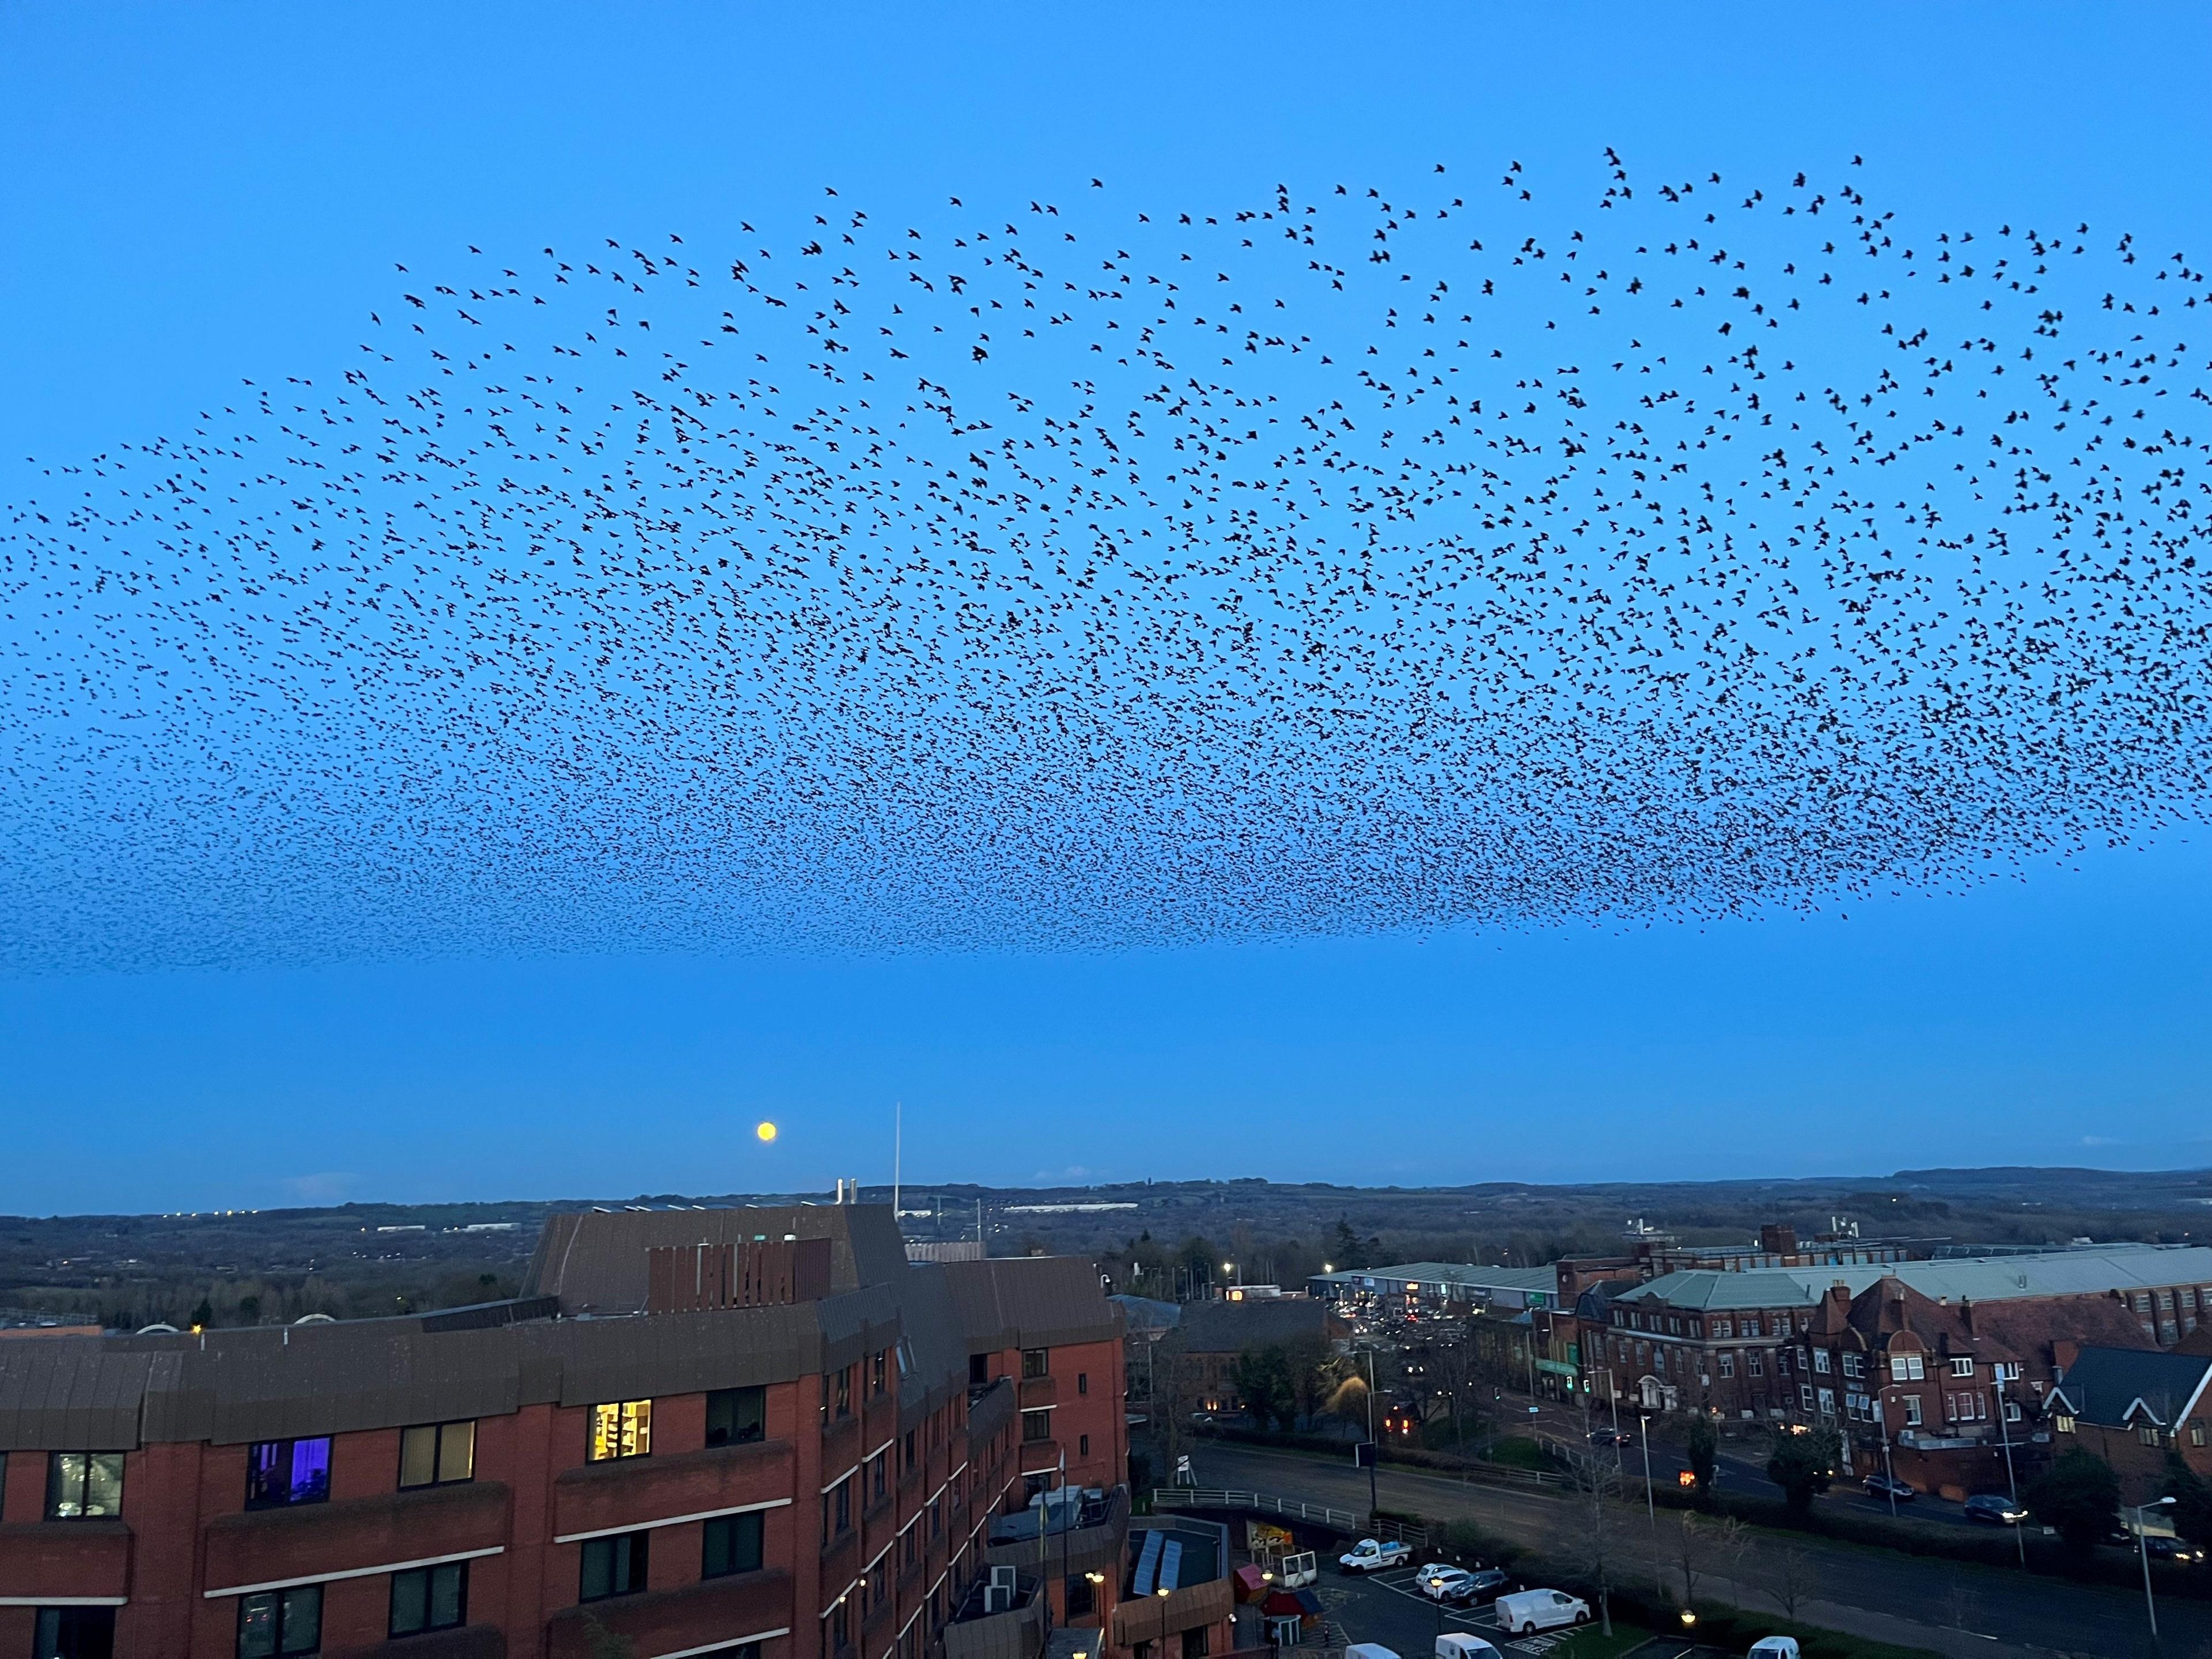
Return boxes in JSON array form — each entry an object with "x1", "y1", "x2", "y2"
[
  {"x1": 391, "y1": 1568, "x2": 429, "y2": 1636},
  {"x1": 437, "y1": 1420, "x2": 475, "y2": 1484},
  {"x1": 245, "y1": 1442, "x2": 285, "y2": 1508},
  {"x1": 733, "y1": 1508, "x2": 763, "y2": 1573},
  {"x1": 236, "y1": 1593, "x2": 279, "y2": 1659},
  {"x1": 289, "y1": 1439, "x2": 330, "y2": 1504},
  {"x1": 400, "y1": 1425, "x2": 438, "y2": 1488},
  {"x1": 86, "y1": 1453, "x2": 124, "y2": 1517},
  {"x1": 582, "y1": 1538, "x2": 612, "y2": 1602},
  {"x1": 48, "y1": 1452, "x2": 86, "y2": 1517},
  {"x1": 429, "y1": 1561, "x2": 465, "y2": 1628},
  {"x1": 623, "y1": 1400, "x2": 650, "y2": 1457},
  {"x1": 280, "y1": 1586, "x2": 321, "y2": 1657}
]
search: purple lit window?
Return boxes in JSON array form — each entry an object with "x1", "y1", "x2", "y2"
[{"x1": 245, "y1": 1437, "x2": 332, "y2": 1508}]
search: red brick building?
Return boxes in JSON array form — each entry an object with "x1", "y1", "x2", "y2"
[
  {"x1": 0, "y1": 1205, "x2": 1128, "y2": 1659},
  {"x1": 2047, "y1": 1346, "x2": 2212, "y2": 1506}
]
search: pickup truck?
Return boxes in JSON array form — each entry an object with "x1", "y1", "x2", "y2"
[{"x1": 1339, "y1": 1539, "x2": 1413, "y2": 1573}]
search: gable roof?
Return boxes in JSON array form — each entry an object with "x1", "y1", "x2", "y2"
[
  {"x1": 2047, "y1": 1346, "x2": 2212, "y2": 1429},
  {"x1": 1617, "y1": 1245, "x2": 2212, "y2": 1317}
]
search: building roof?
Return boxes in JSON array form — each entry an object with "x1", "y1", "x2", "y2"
[
  {"x1": 1617, "y1": 1245, "x2": 2212, "y2": 1316},
  {"x1": 1174, "y1": 1297, "x2": 1332, "y2": 1354},
  {"x1": 1110, "y1": 1294, "x2": 1182, "y2": 1334},
  {"x1": 2049, "y1": 1347, "x2": 2212, "y2": 1429},
  {"x1": 1310, "y1": 1263, "x2": 1558, "y2": 1298},
  {"x1": 0, "y1": 1206, "x2": 1121, "y2": 1452}
]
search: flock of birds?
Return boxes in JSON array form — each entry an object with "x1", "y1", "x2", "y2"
[{"x1": 4, "y1": 156, "x2": 2211, "y2": 970}]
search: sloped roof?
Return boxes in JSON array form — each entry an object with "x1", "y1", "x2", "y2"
[
  {"x1": 1619, "y1": 1245, "x2": 2212, "y2": 1316},
  {"x1": 1175, "y1": 1297, "x2": 1332, "y2": 1354},
  {"x1": 942, "y1": 1256, "x2": 1122, "y2": 1351},
  {"x1": 2049, "y1": 1346, "x2": 2212, "y2": 1428}
]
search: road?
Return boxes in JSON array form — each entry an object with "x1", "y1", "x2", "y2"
[{"x1": 1181, "y1": 1438, "x2": 2211, "y2": 1659}]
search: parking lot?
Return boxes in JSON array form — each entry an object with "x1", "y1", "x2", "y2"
[{"x1": 1313, "y1": 1561, "x2": 1589, "y2": 1658}]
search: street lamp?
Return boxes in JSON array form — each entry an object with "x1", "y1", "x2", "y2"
[
  {"x1": 2137, "y1": 1495, "x2": 2177, "y2": 1643},
  {"x1": 1638, "y1": 1411, "x2": 1660, "y2": 1594}
]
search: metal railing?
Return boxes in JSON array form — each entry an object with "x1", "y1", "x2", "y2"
[{"x1": 1150, "y1": 1488, "x2": 1362, "y2": 1532}]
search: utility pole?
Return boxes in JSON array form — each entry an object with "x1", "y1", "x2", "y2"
[
  {"x1": 1995, "y1": 1369, "x2": 2025, "y2": 1568},
  {"x1": 2137, "y1": 1495, "x2": 2176, "y2": 1646},
  {"x1": 1363, "y1": 1348, "x2": 1380, "y2": 1522}
]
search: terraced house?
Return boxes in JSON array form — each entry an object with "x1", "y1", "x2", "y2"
[{"x1": 0, "y1": 1205, "x2": 1127, "y2": 1659}]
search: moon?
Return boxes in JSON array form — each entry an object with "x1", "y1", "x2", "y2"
[{"x1": 755, "y1": 1121, "x2": 778, "y2": 1144}]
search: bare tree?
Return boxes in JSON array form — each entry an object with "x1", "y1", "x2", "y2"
[
  {"x1": 1711, "y1": 1513, "x2": 1753, "y2": 1611},
  {"x1": 1767, "y1": 1543, "x2": 1815, "y2": 1625},
  {"x1": 1673, "y1": 1511, "x2": 1711, "y2": 1609},
  {"x1": 1152, "y1": 1329, "x2": 1196, "y2": 1487},
  {"x1": 1561, "y1": 1446, "x2": 1622, "y2": 1637}
]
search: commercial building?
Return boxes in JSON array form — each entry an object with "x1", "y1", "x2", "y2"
[{"x1": 0, "y1": 1205, "x2": 1126, "y2": 1659}]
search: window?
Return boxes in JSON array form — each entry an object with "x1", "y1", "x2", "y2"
[
  {"x1": 704, "y1": 1510, "x2": 764, "y2": 1579},
  {"x1": 1078, "y1": 1372, "x2": 1089, "y2": 1396},
  {"x1": 969, "y1": 1353, "x2": 991, "y2": 1388},
  {"x1": 400, "y1": 1420, "x2": 475, "y2": 1489},
  {"x1": 1718, "y1": 1353, "x2": 1735, "y2": 1378},
  {"x1": 2054, "y1": 1414, "x2": 2076, "y2": 1434},
  {"x1": 33, "y1": 1608, "x2": 115, "y2": 1659},
  {"x1": 389, "y1": 1562, "x2": 467, "y2": 1636},
  {"x1": 904, "y1": 1429, "x2": 918, "y2": 1471},
  {"x1": 2139, "y1": 1425, "x2": 2164, "y2": 1448},
  {"x1": 1181, "y1": 1626, "x2": 1210, "y2": 1659},
  {"x1": 830, "y1": 1599, "x2": 851, "y2": 1653},
  {"x1": 1022, "y1": 1410, "x2": 1052, "y2": 1443},
  {"x1": 2004, "y1": 1400, "x2": 2023, "y2": 1423},
  {"x1": 1889, "y1": 1354, "x2": 1925, "y2": 1383},
  {"x1": 1774, "y1": 1316, "x2": 1793, "y2": 1339},
  {"x1": 237, "y1": 1584, "x2": 321, "y2": 1658},
  {"x1": 1080, "y1": 1433, "x2": 1090, "y2": 1457},
  {"x1": 246, "y1": 1438, "x2": 331, "y2": 1509},
  {"x1": 46, "y1": 1452, "x2": 124, "y2": 1520},
  {"x1": 870, "y1": 1450, "x2": 888, "y2": 1502},
  {"x1": 1066, "y1": 1573, "x2": 1096, "y2": 1618},
  {"x1": 822, "y1": 1474, "x2": 853, "y2": 1540},
  {"x1": 1800, "y1": 1384, "x2": 1816, "y2": 1411},
  {"x1": 872, "y1": 1350, "x2": 888, "y2": 1397},
  {"x1": 1812, "y1": 1349, "x2": 1831, "y2": 1375},
  {"x1": 1022, "y1": 1349, "x2": 1050, "y2": 1380},
  {"x1": 1740, "y1": 1318, "x2": 1761, "y2": 1339},
  {"x1": 2190, "y1": 1422, "x2": 2206, "y2": 1448},
  {"x1": 707, "y1": 1387, "x2": 767, "y2": 1448},
  {"x1": 1949, "y1": 1357, "x2": 1975, "y2": 1378},
  {"x1": 581, "y1": 1531, "x2": 651, "y2": 1602},
  {"x1": 589, "y1": 1400, "x2": 652, "y2": 1462},
  {"x1": 1748, "y1": 1353, "x2": 1764, "y2": 1378},
  {"x1": 930, "y1": 1495, "x2": 942, "y2": 1537},
  {"x1": 1842, "y1": 1352, "x2": 1862, "y2": 1380},
  {"x1": 834, "y1": 1365, "x2": 853, "y2": 1419},
  {"x1": 1902, "y1": 1395, "x2": 1923, "y2": 1427},
  {"x1": 1816, "y1": 1387, "x2": 1836, "y2": 1416},
  {"x1": 1711, "y1": 1319, "x2": 1732, "y2": 1339}
]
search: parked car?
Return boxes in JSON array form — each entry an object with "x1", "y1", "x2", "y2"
[
  {"x1": 1418, "y1": 1567, "x2": 1478, "y2": 1604},
  {"x1": 1862, "y1": 1472, "x2": 1916, "y2": 1502},
  {"x1": 1587, "y1": 1428, "x2": 1633, "y2": 1448},
  {"x1": 1434, "y1": 1636, "x2": 1504, "y2": 1659},
  {"x1": 1493, "y1": 1589, "x2": 1590, "y2": 1635},
  {"x1": 1963, "y1": 1493, "x2": 2029, "y2": 1525},
  {"x1": 1748, "y1": 1641, "x2": 1801, "y2": 1659},
  {"x1": 2146, "y1": 1536, "x2": 2208, "y2": 1565},
  {"x1": 1339, "y1": 1539, "x2": 1414, "y2": 1573},
  {"x1": 1460, "y1": 1566, "x2": 1510, "y2": 1598}
]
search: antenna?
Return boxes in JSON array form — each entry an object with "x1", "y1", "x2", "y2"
[{"x1": 893, "y1": 1100, "x2": 902, "y2": 1220}]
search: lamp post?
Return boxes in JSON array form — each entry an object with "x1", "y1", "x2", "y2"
[
  {"x1": 1638, "y1": 1411, "x2": 1660, "y2": 1595},
  {"x1": 1994, "y1": 1370, "x2": 2025, "y2": 1569},
  {"x1": 1361, "y1": 1347, "x2": 1380, "y2": 1522},
  {"x1": 2138, "y1": 1495, "x2": 2177, "y2": 1645}
]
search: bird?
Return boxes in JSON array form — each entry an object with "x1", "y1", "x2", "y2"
[{"x1": 0, "y1": 157, "x2": 2207, "y2": 972}]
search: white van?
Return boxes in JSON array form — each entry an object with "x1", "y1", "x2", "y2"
[
  {"x1": 1434, "y1": 1636, "x2": 1504, "y2": 1659},
  {"x1": 1493, "y1": 1589, "x2": 1590, "y2": 1636},
  {"x1": 1344, "y1": 1644, "x2": 1400, "y2": 1659},
  {"x1": 1747, "y1": 1642, "x2": 1800, "y2": 1658}
]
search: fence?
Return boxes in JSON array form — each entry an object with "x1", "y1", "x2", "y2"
[{"x1": 1150, "y1": 1488, "x2": 1362, "y2": 1533}]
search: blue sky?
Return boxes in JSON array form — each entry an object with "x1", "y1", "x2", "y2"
[{"x1": 2, "y1": 4, "x2": 2210, "y2": 1213}]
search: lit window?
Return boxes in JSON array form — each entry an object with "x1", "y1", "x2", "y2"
[
  {"x1": 246, "y1": 1438, "x2": 331, "y2": 1509},
  {"x1": 45, "y1": 1452, "x2": 124, "y2": 1520},
  {"x1": 2190, "y1": 1423, "x2": 2206, "y2": 1448},
  {"x1": 400, "y1": 1421, "x2": 475, "y2": 1488},
  {"x1": 389, "y1": 1562, "x2": 467, "y2": 1636},
  {"x1": 589, "y1": 1400, "x2": 652, "y2": 1462},
  {"x1": 2054, "y1": 1414, "x2": 2076, "y2": 1434},
  {"x1": 581, "y1": 1531, "x2": 652, "y2": 1601},
  {"x1": 237, "y1": 1584, "x2": 321, "y2": 1657}
]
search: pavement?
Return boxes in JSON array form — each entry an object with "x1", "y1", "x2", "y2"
[{"x1": 1178, "y1": 1437, "x2": 2212, "y2": 1659}]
